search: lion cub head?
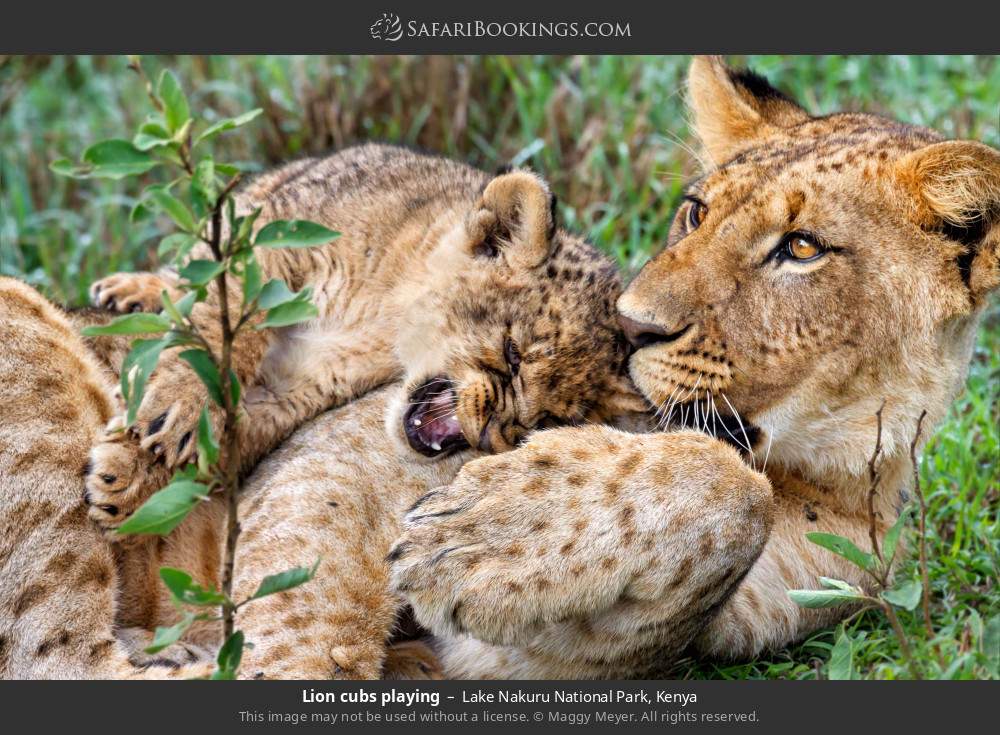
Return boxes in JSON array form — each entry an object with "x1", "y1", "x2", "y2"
[
  {"x1": 390, "y1": 168, "x2": 643, "y2": 459},
  {"x1": 618, "y1": 56, "x2": 999, "y2": 476}
]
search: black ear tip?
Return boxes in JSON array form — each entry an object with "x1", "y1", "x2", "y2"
[
  {"x1": 728, "y1": 67, "x2": 796, "y2": 105},
  {"x1": 494, "y1": 163, "x2": 514, "y2": 177}
]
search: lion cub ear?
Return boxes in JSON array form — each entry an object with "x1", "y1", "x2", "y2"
[
  {"x1": 896, "y1": 140, "x2": 1000, "y2": 301},
  {"x1": 687, "y1": 55, "x2": 810, "y2": 166},
  {"x1": 466, "y1": 169, "x2": 556, "y2": 269}
]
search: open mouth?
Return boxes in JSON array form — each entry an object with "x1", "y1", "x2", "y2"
[{"x1": 403, "y1": 377, "x2": 471, "y2": 458}]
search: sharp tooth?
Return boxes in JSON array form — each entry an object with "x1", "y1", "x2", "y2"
[
  {"x1": 430, "y1": 442, "x2": 442, "y2": 451},
  {"x1": 413, "y1": 418, "x2": 422, "y2": 426}
]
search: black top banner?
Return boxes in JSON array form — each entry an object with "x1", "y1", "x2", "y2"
[{"x1": 3, "y1": 0, "x2": 999, "y2": 53}]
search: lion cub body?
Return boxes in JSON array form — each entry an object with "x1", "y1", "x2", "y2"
[
  {"x1": 0, "y1": 278, "x2": 217, "y2": 678},
  {"x1": 83, "y1": 144, "x2": 636, "y2": 533}
]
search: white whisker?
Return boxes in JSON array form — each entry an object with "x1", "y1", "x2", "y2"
[
  {"x1": 761, "y1": 422, "x2": 775, "y2": 475},
  {"x1": 721, "y1": 392, "x2": 755, "y2": 471}
]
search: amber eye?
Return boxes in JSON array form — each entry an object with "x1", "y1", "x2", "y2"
[
  {"x1": 686, "y1": 199, "x2": 707, "y2": 230},
  {"x1": 782, "y1": 233, "x2": 824, "y2": 262}
]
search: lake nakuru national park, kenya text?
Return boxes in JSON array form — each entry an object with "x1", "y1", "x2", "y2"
[{"x1": 300, "y1": 689, "x2": 698, "y2": 706}]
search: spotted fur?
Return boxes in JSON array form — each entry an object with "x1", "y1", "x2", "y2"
[
  {"x1": 0, "y1": 278, "x2": 216, "y2": 679},
  {"x1": 83, "y1": 144, "x2": 642, "y2": 533},
  {"x1": 384, "y1": 56, "x2": 999, "y2": 677}
]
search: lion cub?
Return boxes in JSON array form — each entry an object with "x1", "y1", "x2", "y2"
[
  {"x1": 83, "y1": 144, "x2": 642, "y2": 531},
  {"x1": 0, "y1": 278, "x2": 218, "y2": 679}
]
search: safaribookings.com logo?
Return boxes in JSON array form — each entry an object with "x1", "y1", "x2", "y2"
[
  {"x1": 370, "y1": 13, "x2": 404, "y2": 41},
  {"x1": 369, "y1": 14, "x2": 631, "y2": 41}
]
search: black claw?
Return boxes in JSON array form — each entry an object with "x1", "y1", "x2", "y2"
[
  {"x1": 147, "y1": 412, "x2": 168, "y2": 436},
  {"x1": 177, "y1": 431, "x2": 192, "y2": 454},
  {"x1": 99, "y1": 505, "x2": 119, "y2": 516}
]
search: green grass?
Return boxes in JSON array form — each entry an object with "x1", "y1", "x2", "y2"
[{"x1": 1, "y1": 54, "x2": 997, "y2": 679}]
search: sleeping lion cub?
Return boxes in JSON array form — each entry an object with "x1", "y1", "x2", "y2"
[
  {"x1": 1, "y1": 148, "x2": 642, "y2": 678},
  {"x1": 82, "y1": 145, "x2": 642, "y2": 533}
]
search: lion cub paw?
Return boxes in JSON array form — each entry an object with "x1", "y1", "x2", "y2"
[
  {"x1": 90, "y1": 272, "x2": 175, "y2": 313},
  {"x1": 83, "y1": 417, "x2": 172, "y2": 537}
]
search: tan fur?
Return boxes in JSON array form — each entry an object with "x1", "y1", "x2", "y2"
[
  {"x1": 83, "y1": 144, "x2": 641, "y2": 532},
  {"x1": 383, "y1": 57, "x2": 999, "y2": 676},
  {"x1": 0, "y1": 278, "x2": 214, "y2": 678},
  {"x1": 7, "y1": 58, "x2": 997, "y2": 680},
  {"x1": 229, "y1": 387, "x2": 470, "y2": 679}
]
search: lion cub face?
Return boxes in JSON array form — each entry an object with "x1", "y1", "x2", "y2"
[
  {"x1": 619, "y1": 57, "x2": 998, "y2": 468},
  {"x1": 389, "y1": 170, "x2": 641, "y2": 459}
]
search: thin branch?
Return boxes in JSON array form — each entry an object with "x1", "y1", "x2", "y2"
[
  {"x1": 126, "y1": 57, "x2": 163, "y2": 113},
  {"x1": 881, "y1": 601, "x2": 924, "y2": 680},
  {"x1": 867, "y1": 400, "x2": 887, "y2": 566},
  {"x1": 909, "y1": 410, "x2": 932, "y2": 637}
]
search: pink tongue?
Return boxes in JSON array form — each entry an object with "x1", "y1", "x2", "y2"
[{"x1": 414, "y1": 391, "x2": 462, "y2": 449}]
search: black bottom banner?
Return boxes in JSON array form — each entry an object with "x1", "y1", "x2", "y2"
[{"x1": 3, "y1": 680, "x2": 993, "y2": 733}]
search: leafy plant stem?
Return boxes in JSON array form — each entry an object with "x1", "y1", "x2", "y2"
[{"x1": 880, "y1": 599, "x2": 923, "y2": 679}]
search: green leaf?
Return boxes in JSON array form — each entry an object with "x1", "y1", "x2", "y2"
[
  {"x1": 81, "y1": 312, "x2": 170, "y2": 336},
  {"x1": 179, "y1": 259, "x2": 225, "y2": 286},
  {"x1": 215, "y1": 163, "x2": 242, "y2": 177},
  {"x1": 160, "y1": 291, "x2": 185, "y2": 326},
  {"x1": 241, "y1": 256, "x2": 263, "y2": 306},
  {"x1": 249, "y1": 559, "x2": 320, "y2": 601},
  {"x1": 197, "y1": 405, "x2": 219, "y2": 466},
  {"x1": 882, "y1": 579, "x2": 922, "y2": 611},
  {"x1": 212, "y1": 631, "x2": 245, "y2": 680},
  {"x1": 130, "y1": 200, "x2": 153, "y2": 223},
  {"x1": 179, "y1": 349, "x2": 223, "y2": 406},
  {"x1": 256, "y1": 300, "x2": 319, "y2": 329},
  {"x1": 158, "y1": 70, "x2": 191, "y2": 135},
  {"x1": 232, "y1": 208, "x2": 262, "y2": 249},
  {"x1": 157, "y1": 232, "x2": 199, "y2": 260},
  {"x1": 228, "y1": 368, "x2": 241, "y2": 407},
  {"x1": 805, "y1": 532, "x2": 874, "y2": 571},
  {"x1": 195, "y1": 109, "x2": 263, "y2": 145},
  {"x1": 191, "y1": 158, "x2": 217, "y2": 218},
  {"x1": 145, "y1": 613, "x2": 196, "y2": 654},
  {"x1": 133, "y1": 120, "x2": 173, "y2": 151},
  {"x1": 119, "y1": 337, "x2": 169, "y2": 425},
  {"x1": 256, "y1": 279, "x2": 296, "y2": 310},
  {"x1": 52, "y1": 140, "x2": 159, "y2": 179},
  {"x1": 787, "y1": 588, "x2": 866, "y2": 609},
  {"x1": 49, "y1": 158, "x2": 87, "y2": 178},
  {"x1": 159, "y1": 567, "x2": 228, "y2": 607},
  {"x1": 882, "y1": 505, "x2": 914, "y2": 565},
  {"x1": 828, "y1": 628, "x2": 855, "y2": 680},
  {"x1": 116, "y1": 480, "x2": 209, "y2": 536},
  {"x1": 84, "y1": 139, "x2": 158, "y2": 178},
  {"x1": 149, "y1": 188, "x2": 197, "y2": 232},
  {"x1": 818, "y1": 577, "x2": 855, "y2": 592},
  {"x1": 173, "y1": 290, "x2": 199, "y2": 319},
  {"x1": 254, "y1": 220, "x2": 339, "y2": 249}
]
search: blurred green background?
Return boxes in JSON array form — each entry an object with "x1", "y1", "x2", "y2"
[{"x1": 0, "y1": 55, "x2": 997, "y2": 679}]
